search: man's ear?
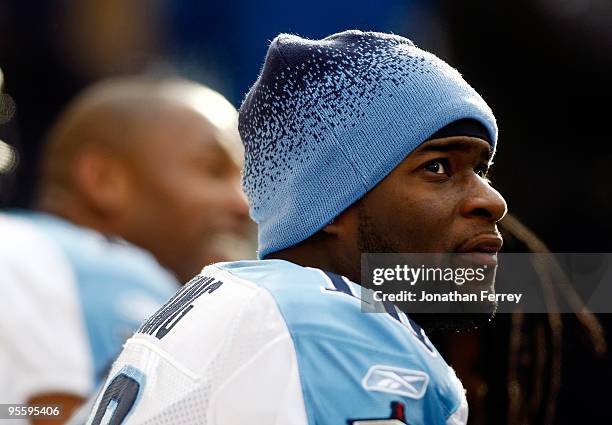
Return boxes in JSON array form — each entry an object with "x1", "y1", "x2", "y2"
[
  {"x1": 321, "y1": 203, "x2": 359, "y2": 237},
  {"x1": 71, "y1": 147, "x2": 132, "y2": 216}
]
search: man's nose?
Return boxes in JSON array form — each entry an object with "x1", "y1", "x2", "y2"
[
  {"x1": 459, "y1": 176, "x2": 507, "y2": 223},
  {"x1": 226, "y1": 179, "x2": 251, "y2": 222}
]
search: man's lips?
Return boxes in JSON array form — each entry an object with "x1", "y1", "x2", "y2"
[
  {"x1": 457, "y1": 234, "x2": 503, "y2": 253},
  {"x1": 455, "y1": 234, "x2": 503, "y2": 267}
]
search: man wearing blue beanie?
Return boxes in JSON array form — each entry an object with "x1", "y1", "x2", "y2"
[{"x1": 86, "y1": 31, "x2": 507, "y2": 425}]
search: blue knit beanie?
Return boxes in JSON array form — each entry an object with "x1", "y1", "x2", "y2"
[{"x1": 239, "y1": 30, "x2": 498, "y2": 259}]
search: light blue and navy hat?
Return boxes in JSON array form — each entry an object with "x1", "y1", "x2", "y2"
[{"x1": 239, "y1": 30, "x2": 497, "y2": 258}]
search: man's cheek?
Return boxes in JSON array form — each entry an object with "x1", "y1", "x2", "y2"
[{"x1": 400, "y1": 199, "x2": 455, "y2": 249}]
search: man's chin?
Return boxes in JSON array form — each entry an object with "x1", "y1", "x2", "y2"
[{"x1": 201, "y1": 233, "x2": 256, "y2": 264}]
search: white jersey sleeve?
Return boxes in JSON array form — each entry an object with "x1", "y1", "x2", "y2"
[{"x1": 0, "y1": 214, "x2": 92, "y2": 403}]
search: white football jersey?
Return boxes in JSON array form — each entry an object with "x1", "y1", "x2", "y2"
[
  {"x1": 0, "y1": 211, "x2": 179, "y2": 410},
  {"x1": 86, "y1": 260, "x2": 467, "y2": 425}
]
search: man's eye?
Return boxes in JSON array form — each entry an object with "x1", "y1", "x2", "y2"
[{"x1": 424, "y1": 160, "x2": 448, "y2": 175}]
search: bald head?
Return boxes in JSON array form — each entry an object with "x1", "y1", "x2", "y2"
[
  {"x1": 40, "y1": 77, "x2": 242, "y2": 193},
  {"x1": 39, "y1": 77, "x2": 251, "y2": 281}
]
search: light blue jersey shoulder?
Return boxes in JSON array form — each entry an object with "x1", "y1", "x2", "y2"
[
  {"x1": 11, "y1": 211, "x2": 179, "y2": 385},
  {"x1": 218, "y1": 259, "x2": 465, "y2": 425}
]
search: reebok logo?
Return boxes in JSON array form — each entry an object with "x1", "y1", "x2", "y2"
[{"x1": 362, "y1": 365, "x2": 429, "y2": 399}]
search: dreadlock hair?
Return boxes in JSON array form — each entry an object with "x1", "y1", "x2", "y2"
[{"x1": 500, "y1": 214, "x2": 605, "y2": 425}]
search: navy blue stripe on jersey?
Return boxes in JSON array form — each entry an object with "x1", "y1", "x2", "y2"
[
  {"x1": 322, "y1": 271, "x2": 354, "y2": 296},
  {"x1": 382, "y1": 300, "x2": 401, "y2": 321}
]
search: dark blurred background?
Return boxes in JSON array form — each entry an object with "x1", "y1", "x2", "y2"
[{"x1": 0, "y1": 1, "x2": 610, "y2": 424}]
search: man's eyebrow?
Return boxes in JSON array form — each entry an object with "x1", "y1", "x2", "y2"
[{"x1": 413, "y1": 140, "x2": 493, "y2": 159}]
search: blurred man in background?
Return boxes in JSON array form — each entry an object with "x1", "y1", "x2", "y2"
[
  {"x1": 37, "y1": 77, "x2": 252, "y2": 281},
  {"x1": 0, "y1": 77, "x2": 251, "y2": 424}
]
